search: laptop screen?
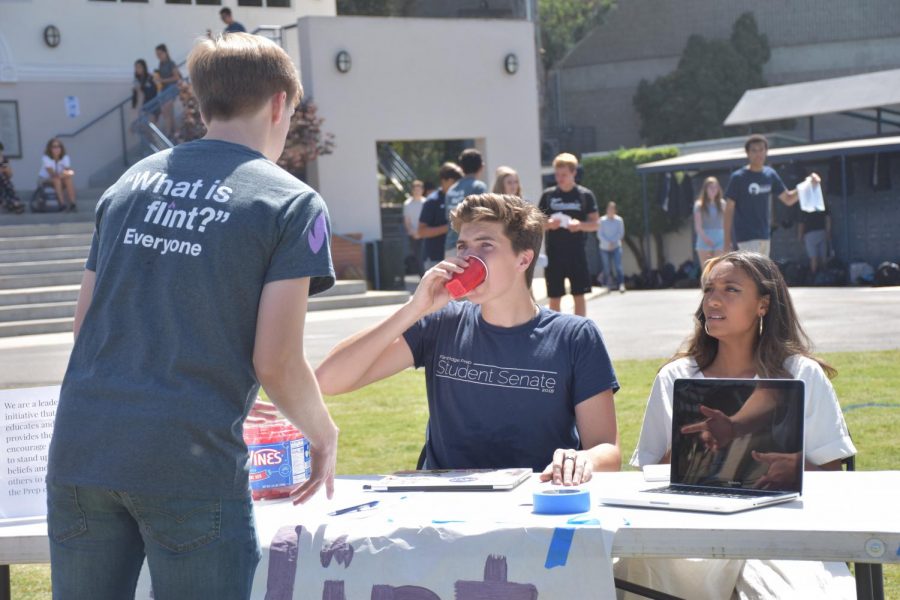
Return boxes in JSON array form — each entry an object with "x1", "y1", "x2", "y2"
[{"x1": 671, "y1": 379, "x2": 805, "y2": 493}]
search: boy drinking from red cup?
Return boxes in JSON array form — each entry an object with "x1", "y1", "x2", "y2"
[{"x1": 317, "y1": 193, "x2": 621, "y2": 486}]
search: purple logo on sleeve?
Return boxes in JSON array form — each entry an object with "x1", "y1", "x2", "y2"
[{"x1": 308, "y1": 213, "x2": 327, "y2": 254}]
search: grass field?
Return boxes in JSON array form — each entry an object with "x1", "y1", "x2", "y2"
[{"x1": 12, "y1": 350, "x2": 899, "y2": 598}]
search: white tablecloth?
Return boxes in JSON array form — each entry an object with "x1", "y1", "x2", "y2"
[{"x1": 135, "y1": 475, "x2": 619, "y2": 599}]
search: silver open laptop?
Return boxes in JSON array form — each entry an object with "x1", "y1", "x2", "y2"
[{"x1": 602, "y1": 378, "x2": 805, "y2": 513}]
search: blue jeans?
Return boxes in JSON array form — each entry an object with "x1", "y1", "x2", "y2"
[
  {"x1": 47, "y1": 481, "x2": 260, "y2": 600},
  {"x1": 600, "y1": 247, "x2": 624, "y2": 288}
]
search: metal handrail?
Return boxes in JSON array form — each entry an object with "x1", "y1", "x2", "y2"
[{"x1": 57, "y1": 96, "x2": 131, "y2": 140}]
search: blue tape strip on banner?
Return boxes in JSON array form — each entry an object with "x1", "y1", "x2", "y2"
[
  {"x1": 544, "y1": 527, "x2": 576, "y2": 569},
  {"x1": 533, "y1": 488, "x2": 591, "y2": 514}
]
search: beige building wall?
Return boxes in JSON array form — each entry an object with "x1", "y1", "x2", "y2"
[
  {"x1": 297, "y1": 16, "x2": 542, "y2": 240},
  {"x1": 0, "y1": 0, "x2": 335, "y2": 188}
]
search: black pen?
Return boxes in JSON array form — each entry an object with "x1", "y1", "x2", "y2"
[{"x1": 328, "y1": 500, "x2": 380, "y2": 516}]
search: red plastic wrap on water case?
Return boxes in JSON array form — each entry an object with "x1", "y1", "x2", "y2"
[{"x1": 244, "y1": 421, "x2": 309, "y2": 501}]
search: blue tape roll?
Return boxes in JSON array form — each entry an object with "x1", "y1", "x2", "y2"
[{"x1": 533, "y1": 488, "x2": 591, "y2": 514}]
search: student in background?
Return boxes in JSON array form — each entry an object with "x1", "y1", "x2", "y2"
[
  {"x1": 133, "y1": 59, "x2": 159, "y2": 123},
  {"x1": 598, "y1": 201, "x2": 625, "y2": 293},
  {"x1": 403, "y1": 179, "x2": 426, "y2": 277},
  {"x1": 538, "y1": 153, "x2": 600, "y2": 316},
  {"x1": 444, "y1": 149, "x2": 487, "y2": 254},
  {"x1": 797, "y1": 201, "x2": 831, "y2": 277},
  {"x1": 40, "y1": 138, "x2": 77, "y2": 212},
  {"x1": 154, "y1": 43, "x2": 182, "y2": 138},
  {"x1": 220, "y1": 7, "x2": 247, "y2": 33},
  {"x1": 418, "y1": 162, "x2": 463, "y2": 271},
  {"x1": 492, "y1": 165, "x2": 522, "y2": 197},
  {"x1": 694, "y1": 176, "x2": 726, "y2": 265},
  {"x1": 724, "y1": 135, "x2": 821, "y2": 256},
  {"x1": 0, "y1": 141, "x2": 24, "y2": 214}
]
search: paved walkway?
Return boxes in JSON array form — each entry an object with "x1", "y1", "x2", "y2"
[{"x1": 1, "y1": 284, "x2": 898, "y2": 387}]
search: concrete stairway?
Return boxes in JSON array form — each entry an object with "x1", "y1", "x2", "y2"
[{"x1": 0, "y1": 220, "x2": 408, "y2": 338}]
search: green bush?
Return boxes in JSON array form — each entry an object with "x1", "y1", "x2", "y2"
[{"x1": 581, "y1": 146, "x2": 679, "y2": 271}]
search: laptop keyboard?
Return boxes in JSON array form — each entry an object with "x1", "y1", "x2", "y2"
[{"x1": 644, "y1": 486, "x2": 770, "y2": 499}]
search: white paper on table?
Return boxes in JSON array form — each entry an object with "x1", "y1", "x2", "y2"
[
  {"x1": 796, "y1": 178, "x2": 825, "y2": 213},
  {"x1": 0, "y1": 386, "x2": 60, "y2": 519},
  {"x1": 551, "y1": 212, "x2": 572, "y2": 228}
]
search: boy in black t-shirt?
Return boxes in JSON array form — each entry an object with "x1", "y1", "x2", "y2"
[{"x1": 538, "y1": 153, "x2": 599, "y2": 316}]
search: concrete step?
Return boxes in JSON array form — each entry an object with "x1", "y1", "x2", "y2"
[
  {"x1": 0, "y1": 208, "x2": 98, "y2": 227},
  {"x1": 0, "y1": 285, "x2": 80, "y2": 307},
  {"x1": 0, "y1": 259, "x2": 85, "y2": 276},
  {"x1": 0, "y1": 271, "x2": 84, "y2": 290},
  {"x1": 0, "y1": 189, "x2": 104, "y2": 227},
  {"x1": 0, "y1": 300, "x2": 76, "y2": 322},
  {"x1": 317, "y1": 279, "x2": 368, "y2": 297},
  {"x1": 0, "y1": 221, "x2": 95, "y2": 237},
  {"x1": 0, "y1": 233, "x2": 93, "y2": 251},
  {"x1": 0, "y1": 288, "x2": 410, "y2": 337},
  {"x1": 0, "y1": 317, "x2": 74, "y2": 337},
  {"x1": 308, "y1": 290, "x2": 409, "y2": 311},
  {"x1": 0, "y1": 246, "x2": 90, "y2": 264}
]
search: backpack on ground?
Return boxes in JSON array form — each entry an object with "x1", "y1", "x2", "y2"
[
  {"x1": 31, "y1": 182, "x2": 63, "y2": 213},
  {"x1": 874, "y1": 261, "x2": 900, "y2": 287}
]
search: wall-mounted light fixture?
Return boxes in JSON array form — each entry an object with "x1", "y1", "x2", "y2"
[
  {"x1": 335, "y1": 50, "x2": 351, "y2": 74},
  {"x1": 504, "y1": 53, "x2": 518, "y2": 75},
  {"x1": 43, "y1": 25, "x2": 61, "y2": 48}
]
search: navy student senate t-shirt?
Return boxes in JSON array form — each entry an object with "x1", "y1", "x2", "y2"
[
  {"x1": 724, "y1": 166, "x2": 786, "y2": 243},
  {"x1": 403, "y1": 302, "x2": 618, "y2": 472},
  {"x1": 48, "y1": 139, "x2": 335, "y2": 498}
]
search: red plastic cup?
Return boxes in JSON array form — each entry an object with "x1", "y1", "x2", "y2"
[{"x1": 445, "y1": 255, "x2": 488, "y2": 299}]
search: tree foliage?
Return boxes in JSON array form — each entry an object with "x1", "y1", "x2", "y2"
[
  {"x1": 581, "y1": 146, "x2": 679, "y2": 271},
  {"x1": 538, "y1": 0, "x2": 615, "y2": 70},
  {"x1": 633, "y1": 12, "x2": 772, "y2": 145},
  {"x1": 175, "y1": 82, "x2": 334, "y2": 180},
  {"x1": 277, "y1": 100, "x2": 336, "y2": 179}
]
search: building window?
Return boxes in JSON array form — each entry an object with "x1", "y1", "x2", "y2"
[
  {"x1": 122, "y1": 0, "x2": 150, "y2": 3},
  {"x1": 237, "y1": 0, "x2": 263, "y2": 5},
  {"x1": 196, "y1": 0, "x2": 222, "y2": 4},
  {"x1": 165, "y1": 0, "x2": 192, "y2": 4}
]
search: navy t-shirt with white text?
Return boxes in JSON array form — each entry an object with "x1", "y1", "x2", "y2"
[
  {"x1": 725, "y1": 166, "x2": 786, "y2": 242},
  {"x1": 48, "y1": 139, "x2": 335, "y2": 499},
  {"x1": 403, "y1": 302, "x2": 618, "y2": 472}
]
